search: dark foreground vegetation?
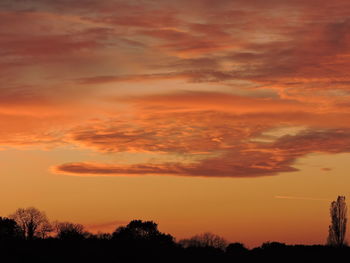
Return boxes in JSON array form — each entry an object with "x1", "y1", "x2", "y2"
[
  {"x1": 1, "y1": 238, "x2": 350, "y2": 263},
  {"x1": 1, "y1": 196, "x2": 348, "y2": 262},
  {"x1": 0, "y1": 215, "x2": 349, "y2": 263}
]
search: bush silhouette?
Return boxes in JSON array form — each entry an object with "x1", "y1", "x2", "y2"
[
  {"x1": 0, "y1": 217, "x2": 22, "y2": 240},
  {"x1": 112, "y1": 219, "x2": 174, "y2": 246}
]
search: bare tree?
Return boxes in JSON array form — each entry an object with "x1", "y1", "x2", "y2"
[
  {"x1": 9, "y1": 207, "x2": 50, "y2": 240},
  {"x1": 179, "y1": 232, "x2": 228, "y2": 250},
  {"x1": 37, "y1": 221, "x2": 53, "y2": 239},
  {"x1": 327, "y1": 196, "x2": 347, "y2": 247}
]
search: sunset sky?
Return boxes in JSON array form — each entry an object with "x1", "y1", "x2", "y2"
[{"x1": 1, "y1": 0, "x2": 350, "y2": 247}]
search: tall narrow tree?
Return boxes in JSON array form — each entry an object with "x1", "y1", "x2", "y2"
[{"x1": 327, "y1": 196, "x2": 347, "y2": 246}]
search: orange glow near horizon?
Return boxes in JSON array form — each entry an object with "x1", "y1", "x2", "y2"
[{"x1": 1, "y1": 0, "x2": 350, "y2": 248}]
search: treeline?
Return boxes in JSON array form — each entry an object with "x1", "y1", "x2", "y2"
[{"x1": 0, "y1": 207, "x2": 349, "y2": 263}]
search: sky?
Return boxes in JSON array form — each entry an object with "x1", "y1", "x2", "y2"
[{"x1": 1, "y1": 0, "x2": 350, "y2": 247}]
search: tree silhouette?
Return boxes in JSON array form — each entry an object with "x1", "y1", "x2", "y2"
[
  {"x1": 0, "y1": 217, "x2": 22, "y2": 240},
  {"x1": 112, "y1": 219, "x2": 174, "y2": 245},
  {"x1": 54, "y1": 221, "x2": 87, "y2": 240},
  {"x1": 226, "y1": 242, "x2": 248, "y2": 254},
  {"x1": 327, "y1": 196, "x2": 347, "y2": 247},
  {"x1": 38, "y1": 220, "x2": 53, "y2": 239},
  {"x1": 261, "y1": 241, "x2": 287, "y2": 249},
  {"x1": 9, "y1": 207, "x2": 50, "y2": 240},
  {"x1": 179, "y1": 232, "x2": 228, "y2": 250}
]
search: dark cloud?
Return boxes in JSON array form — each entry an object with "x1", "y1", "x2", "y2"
[{"x1": 55, "y1": 128, "x2": 350, "y2": 177}]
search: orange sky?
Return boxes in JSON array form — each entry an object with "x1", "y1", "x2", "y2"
[{"x1": 1, "y1": 0, "x2": 350, "y2": 247}]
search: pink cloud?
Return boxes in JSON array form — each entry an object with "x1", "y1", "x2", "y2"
[{"x1": 2, "y1": 0, "x2": 350, "y2": 178}]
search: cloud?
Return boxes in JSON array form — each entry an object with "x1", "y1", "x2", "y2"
[
  {"x1": 64, "y1": 91, "x2": 350, "y2": 155},
  {"x1": 48, "y1": 88, "x2": 350, "y2": 177},
  {"x1": 76, "y1": 72, "x2": 191, "y2": 85},
  {"x1": 271, "y1": 129, "x2": 350, "y2": 155},
  {"x1": 52, "y1": 151, "x2": 298, "y2": 178},
  {"x1": 2, "y1": 0, "x2": 350, "y2": 178},
  {"x1": 54, "y1": 122, "x2": 350, "y2": 177},
  {"x1": 55, "y1": 127, "x2": 350, "y2": 178}
]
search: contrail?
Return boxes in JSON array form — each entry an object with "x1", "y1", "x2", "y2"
[{"x1": 274, "y1": 195, "x2": 331, "y2": 201}]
